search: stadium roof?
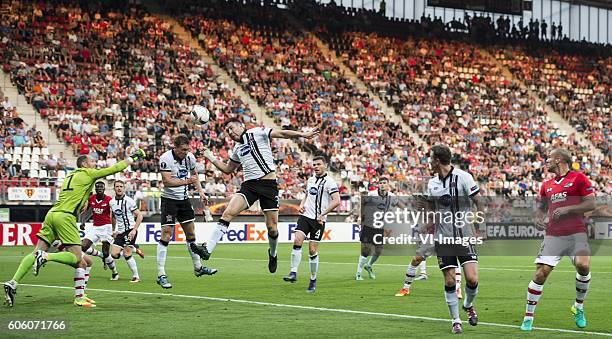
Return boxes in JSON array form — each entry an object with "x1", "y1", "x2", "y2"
[{"x1": 571, "y1": 0, "x2": 612, "y2": 10}]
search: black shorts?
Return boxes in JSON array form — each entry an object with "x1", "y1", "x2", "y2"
[
  {"x1": 295, "y1": 216, "x2": 325, "y2": 242},
  {"x1": 161, "y1": 197, "x2": 195, "y2": 226},
  {"x1": 238, "y1": 179, "x2": 279, "y2": 211},
  {"x1": 360, "y1": 226, "x2": 384, "y2": 245},
  {"x1": 114, "y1": 229, "x2": 137, "y2": 249},
  {"x1": 435, "y1": 242, "x2": 478, "y2": 270}
]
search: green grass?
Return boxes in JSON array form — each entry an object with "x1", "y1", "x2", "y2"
[{"x1": 1, "y1": 244, "x2": 611, "y2": 338}]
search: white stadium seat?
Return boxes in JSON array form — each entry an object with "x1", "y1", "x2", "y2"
[
  {"x1": 29, "y1": 169, "x2": 38, "y2": 178},
  {"x1": 23, "y1": 147, "x2": 31, "y2": 155},
  {"x1": 32, "y1": 147, "x2": 41, "y2": 155},
  {"x1": 14, "y1": 147, "x2": 22, "y2": 155},
  {"x1": 41, "y1": 148, "x2": 49, "y2": 156}
]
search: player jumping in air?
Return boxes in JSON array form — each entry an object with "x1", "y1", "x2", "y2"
[
  {"x1": 520, "y1": 148, "x2": 596, "y2": 331},
  {"x1": 283, "y1": 156, "x2": 340, "y2": 292},
  {"x1": 191, "y1": 118, "x2": 320, "y2": 273},
  {"x1": 3, "y1": 150, "x2": 146, "y2": 307}
]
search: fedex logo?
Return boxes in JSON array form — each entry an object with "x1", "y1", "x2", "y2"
[
  {"x1": 145, "y1": 223, "x2": 186, "y2": 243},
  {"x1": 225, "y1": 224, "x2": 266, "y2": 242}
]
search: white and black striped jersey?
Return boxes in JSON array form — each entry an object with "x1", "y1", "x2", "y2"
[
  {"x1": 361, "y1": 189, "x2": 397, "y2": 228},
  {"x1": 159, "y1": 150, "x2": 196, "y2": 200},
  {"x1": 110, "y1": 195, "x2": 137, "y2": 233},
  {"x1": 427, "y1": 166, "x2": 479, "y2": 238},
  {"x1": 229, "y1": 127, "x2": 276, "y2": 181},
  {"x1": 302, "y1": 173, "x2": 339, "y2": 221}
]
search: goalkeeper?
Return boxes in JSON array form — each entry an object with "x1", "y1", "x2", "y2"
[{"x1": 3, "y1": 150, "x2": 146, "y2": 307}]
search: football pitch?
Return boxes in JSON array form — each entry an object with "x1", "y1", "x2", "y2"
[{"x1": 1, "y1": 243, "x2": 611, "y2": 338}]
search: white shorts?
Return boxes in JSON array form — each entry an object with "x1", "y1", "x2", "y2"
[
  {"x1": 84, "y1": 224, "x2": 114, "y2": 244},
  {"x1": 534, "y1": 233, "x2": 590, "y2": 267}
]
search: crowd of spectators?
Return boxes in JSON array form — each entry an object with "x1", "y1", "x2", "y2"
[
  {"x1": 179, "y1": 0, "x2": 428, "y2": 194},
  {"x1": 0, "y1": 0, "x2": 314, "y2": 200}
]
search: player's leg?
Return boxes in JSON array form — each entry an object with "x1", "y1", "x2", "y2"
[
  {"x1": 455, "y1": 266, "x2": 462, "y2": 299},
  {"x1": 521, "y1": 262, "x2": 555, "y2": 331},
  {"x1": 74, "y1": 254, "x2": 95, "y2": 307},
  {"x1": 356, "y1": 242, "x2": 373, "y2": 280},
  {"x1": 81, "y1": 227, "x2": 104, "y2": 261},
  {"x1": 521, "y1": 236, "x2": 560, "y2": 331},
  {"x1": 572, "y1": 255, "x2": 591, "y2": 328},
  {"x1": 440, "y1": 256, "x2": 462, "y2": 333},
  {"x1": 4, "y1": 234, "x2": 51, "y2": 306},
  {"x1": 284, "y1": 219, "x2": 307, "y2": 282},
  {"x1": 461, "y1": 261, "x2": 479, "y2": 326},
  {"x1": 364, "y1": 243, "x2": 383, "y2": 279},
  {"x1": 192, "y1": 193, "x2": 250, "y2": 260},
  {"x1": 181, "y1": 221, "x2": 217, "y2": 277},
  {"x1": 102, "y1": 240, "x2": 118, "y2": 280},
  {"x1": 157, "y1": 225, "x2": 173, "y2": 288},
  {"x1": 157, "y1": 197, "x2": 177, "y2": 288},
  {"x1": 123, "y1": 246, "x2": 141, "y2": 282},
  {"x1": 396, "y1": 255, "x2": 424, "y2": 297},
  {"x1": 263, "y1": 209, "x2": 279, "y2": 273},
  {"x1": 306, "y1": 238, "x2": 320, "y2": 293},
  {"x1": 415, "y1": 257, "x2": 428, "y2": 280}
]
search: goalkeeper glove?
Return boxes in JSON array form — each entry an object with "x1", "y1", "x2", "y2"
[
  {"x1": 203, "y1": 149, "x2": 216, "y2": 162},
  {"x1": 130, "y1": 148, "x2": 147, "y2": 161}
]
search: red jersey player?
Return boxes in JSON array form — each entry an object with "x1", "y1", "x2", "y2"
[
  {"x1": 80, "y1": 181, "x2": 119, "y2": 280},
  {"x1": 521, "y1": 148, "x2": 596, "y2": 332}
]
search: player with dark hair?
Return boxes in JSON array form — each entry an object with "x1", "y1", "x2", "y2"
[
  {"x1": 520, "y1": 148, "x2": 596, "y2": 331},
  {"x1": 355, "y1": 177, "x2": 394, "y2": 280},
  {"x1": 109, "y1": 180, "x2": 144, "y2": 282},
  {"x1": 283, "y1": 156, "x2": 340, "y2": 292},
  {"x1": 192, "y1": 118, "x2": 320, "y2": 273},
  {"x1": 3, "y1": 150, "x2": 146, "y2": 307},
  {"x1": 79, "y1": 181, "x2": 120, "y2": 280},
  {"x1": 156, "y1": 134, "x2": 217, "y2": 289},
  {"x1": 426, "y1": 144, "x2": 483, "y2": 334}
]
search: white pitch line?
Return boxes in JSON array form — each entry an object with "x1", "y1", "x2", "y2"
[
  {"x1": 1, "y1": 255, "x2": 611, "y2": 273},
  {"x1": 166, "y1": 256, "x2": 612, "y2": 274},
  {"x1": 19, "y1": 283, "x2": 612, "y2": 337}
]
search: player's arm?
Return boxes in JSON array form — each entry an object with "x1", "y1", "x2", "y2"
[
  {"x1": 132, "y1": 209, "x2": 143, "y2": 231},
  {"x1": 203, "y1": 149, "x2": 240, "y2": 174},
  {"x1": 161, "y1": 171, "x2": 197, "y2": 187},
  {"x1": 191, "y1": 168, "x2": 207, "y2": 204},
  {"x1": 298, "y1": 192, "x2": 308, "y2": 214},
  {"x1": 87, "y1": 150, "x2": 146, "y2": 180},
  {"x1": 269, "y1": 126, "x2": 320, "y2": 139},
  {"x1": 111, "y1": 213, "x2": 118, "y2": 238},
  {"x1": 79, "y1": 201, "x2": 92, "y2": 230},
  {"x1": 317, "y1": 192, "x2": 340, "y2": 224},
  {"x1": 554, "y1": 193, "x2": 597, "y2": 219}
]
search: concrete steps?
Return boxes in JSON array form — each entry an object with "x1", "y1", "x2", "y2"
[{"x1": 0, "y1": 71, "x2": 76, "y2": 165}]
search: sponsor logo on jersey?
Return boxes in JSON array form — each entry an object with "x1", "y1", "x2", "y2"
[
  {"x1": 377, "y1": 202, "x2": 387, "y2": 210},
  {"x1": 114, "y1": 209, "x2": 123, "y2": 216},
  {"x1": 177, "y1": 168, "x2": 188, "y2": 179},
  {"x1": 93, "y1": 208, "x2": 105, "y2": 214},
  {"x1": 551, "y1": 191, "x2": 567, "y2": 203},
  {"x1": 239, "y1": 145, "x2": 251, "y2": 157},
  {"x1": 438, "y1": 194, "x2": 452, "y2": 207},
  {"x1": 309, "y1": 187, "x2": 318, "y2": 195},
  {"x1": 546, "y1": 187, "x2": 554, "y2": 193},
  {"x1": 563, "y1": 183, "x2": 574, "y2": 188}
]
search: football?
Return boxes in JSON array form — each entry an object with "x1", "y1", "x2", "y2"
[{"x1": 190, "y1": 104, "x2": 210, "y2": 124}]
